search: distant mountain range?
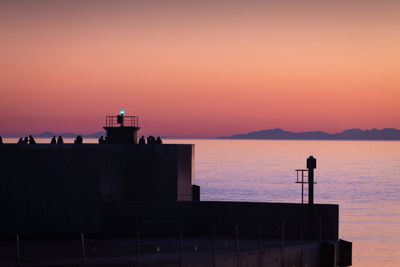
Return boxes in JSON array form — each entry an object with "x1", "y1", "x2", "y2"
[
  {"x1": 218, "y1": 128, "x2": 400, "y2": 140},
  {"x1": 34, "y1": 131, "x2": 106, "y2": 138},
  {"x1": 12, "y1": 128, "x2": 400, "y2": 140}
]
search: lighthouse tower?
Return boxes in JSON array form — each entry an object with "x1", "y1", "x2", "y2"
[{"x1": 103, "y1": 111, "x2": 140, "y2": 144}]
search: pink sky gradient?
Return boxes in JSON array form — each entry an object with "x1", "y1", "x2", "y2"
[{"x1": 1, "y1": 1, "x2": 400, "y2": 137}]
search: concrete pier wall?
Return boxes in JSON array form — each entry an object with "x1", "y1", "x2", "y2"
[
  {"x1": 103, "y1": 201, "x2": 338, "y2": 240},
  {"x1": 0, "y1": 144, "x2": 194, "y2": 237},
  {"x1": 0, "y1": 144, "x2": 194, "y2": 202},
  {"x1": 0, "y1": 145, "x2": 104, "y2": 236},
  {"x1": 0, "y1": 144, "x2": 338, "y2": 242},
  {"x1": 123, "y1": 242, "x2": 320, "y2": 267}
]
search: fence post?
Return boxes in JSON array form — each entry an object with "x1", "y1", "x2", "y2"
[
  {"x1": 258, "y1": 222, "x2": 263, "y2": 267},
  {"x1": 136, "y1": 231, "x2": 140, "y2": 264},
  {"x1": 300, "y1": 220, "x2": 304, "y2": 267},
  {"x1": 81, "y1": 233, "x2": 85, "y2": 264},
  {"x1": 258, "y1": 222, "x2": 262, "y2": 250},
  {"x1": 179, "y1": 230, "x2": 183, "y2": 266},
  {"x1": 235, "y1": 225, "x2": 240, "y2": 267},
  {"x1": 235, "y1": 225, "x2": 239, "y2": 254},
  {"x1": 212, "y1": 227, "x2": 216, "y2": 267},
  {"x1": 281, "y1": 221, "x2": 285, "y2": 267},
  {"x1": 16, "y1": 234, "x2": 20, "y2": 266}
]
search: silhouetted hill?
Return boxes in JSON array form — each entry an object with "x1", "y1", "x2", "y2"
[
  {"x1": 219, "y1": 128, "x2": 400, "y2": 140},
  {"x1": 85, "y1": 131, "x2": 106, "y2": 138},
  {"x1": 36, "y1": 131, "x2": 57, "y2": 137},
  {"x1": 35, "y1": 131, "x2": 106, "y2": 138}
]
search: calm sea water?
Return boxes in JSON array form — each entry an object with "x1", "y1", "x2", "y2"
[
  {"x1": 3, "y1": 138, "x2": 400, "y2": 266},
  {"x1": 166, "y1": 139, "x2": 400, "y2": 267}
]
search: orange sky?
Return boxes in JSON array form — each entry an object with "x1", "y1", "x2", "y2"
[{"x1": 1, "y1": 1, "x2": 399, "y2": 137}]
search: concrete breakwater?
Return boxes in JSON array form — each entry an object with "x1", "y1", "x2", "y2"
[
  {"x1": 0, "y1": 144, "x2": 351, "y2": 266},
  {"x1": 0, "y1": 144, "x2": 335, "y2": 239},
  {"x1": 0, "y1": 237, "x2": 342, "y2": 267}
]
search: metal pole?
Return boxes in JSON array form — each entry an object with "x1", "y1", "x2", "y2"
[
  {"x1": 301, "y1": 171, "x2": 304, "y2": 204},
  {"x1": 179, "y1": 230, "x2": 183, "y2": 266},
  {"x1": 235, "y1": 225, "x2": 240, "y2": 267},
  {"x1": 300, "y1": 219, "x2": 304, "y2": 242},
  {"x1": 81, "y1": 233, "x2": 85, "y2": 264},
  {"x1": 281, "y1": 222, "x2": 285, "y2": 267},
  {"x1": 308, "y1": 168, "x2": 314, "y2": 204},
  {"x1": 307, "y1": 156, "x2": 316, "y2": 205},
  {"x1": 258, "y1": 222, "x2": 262, "y2": 250},
  {"x1": 235, "y1": 225, "x2": 239, "y2": 255},
  {"x1": 16, "y1": 234, "x2": 20, "y2": 266},
  {"x1": 136, "y1": 231, "x2": 140, "y2": 264},
  {"x1": 300, "y1": 220, "x2": 304, "y2": 267},
  {"x1": 212, "y1": 227, "x2": 216, "y2": 267}
]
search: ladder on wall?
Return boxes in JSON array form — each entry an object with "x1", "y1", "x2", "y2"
[{"x1": 295, "y1": 169, "x2": 317, "y2": 204}]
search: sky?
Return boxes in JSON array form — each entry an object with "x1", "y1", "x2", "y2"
[{"x1": 1, "y1": 1, "x2": 399, "y2": 138}]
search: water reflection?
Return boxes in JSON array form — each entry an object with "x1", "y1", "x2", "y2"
[{"x1": 166, "y1": 139, "x2": 400, "y2": 267}]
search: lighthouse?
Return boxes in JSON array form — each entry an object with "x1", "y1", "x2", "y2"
[{"x1": 103, "y1": 110, "x2": 140, "y2": 144}]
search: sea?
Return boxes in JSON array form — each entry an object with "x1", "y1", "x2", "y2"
[
  {"x1": 3, "y1": 138, "x2": 400, "y2": 266},
  {"x1": 166, "y1": 139, "x2": 400, "y2": 267}
]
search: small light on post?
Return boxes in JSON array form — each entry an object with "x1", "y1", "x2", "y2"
[{"x1": 117, "y1": 110, "x2": 125, "y2": 125}]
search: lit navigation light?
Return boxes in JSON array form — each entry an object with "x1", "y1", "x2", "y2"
[{"x1": 120, "y1": 110, "x2": 125, "y2": 115}]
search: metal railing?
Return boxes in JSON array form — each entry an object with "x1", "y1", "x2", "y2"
[
  {"x1": 295, "y1": 169, "x2": 308, "y2": 204},
  {"x1": 5, "y1": 219, "x2": 336, "y2": 266},
  {"x1": 295, "y1": 169, "x2": 317, "y2": 204},
  {"x1": 105, "y1": 116, "x2": 139, "y2": 128}
]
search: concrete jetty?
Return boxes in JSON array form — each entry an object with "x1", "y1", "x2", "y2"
[{"x1": 0, "y1": 113, "x2": 352, "y2": 266}]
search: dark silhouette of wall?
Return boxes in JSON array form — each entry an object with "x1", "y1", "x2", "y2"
[
  {"x1": 0, "y1": 144, "x2": 338, "y2": 242},
  {"x1": 103, "y1": 201, "x2": 338, "y2": 240},
  {"x1": 94, "y1": 144, "x2": 194, "y2": 201},
  {"x1": 0, "y1": 145, "x2": 103, "y2": 236},
  {"x1": 0, "y1": 144, "x2": 194, "y2": 237}
]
